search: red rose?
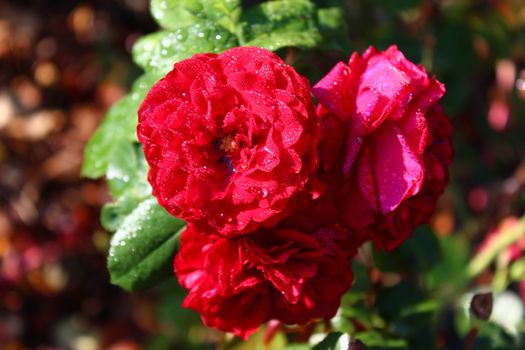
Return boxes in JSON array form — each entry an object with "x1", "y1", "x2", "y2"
[
  {"x1": 138, "y1": 47, "x2": 320, "y2": 237},
  {"x1": 175, "y1": 222, "x2": 355, "y2": 339},
  {"x1": 313, "y1": 46, "x2": 453, "y2": 250}
]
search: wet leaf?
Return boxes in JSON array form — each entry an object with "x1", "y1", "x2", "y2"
[
  {"x1": 82, "y1": 96, "x2": 138, "y2": 178},
  {"x1": 108, "y1": 198, "x2": 185, "y2": 291},
  {"x1": 132, "y1": 24, "x2": 238, "y2": 76},
  {"x1": 150, "y1": 0, "x2": 241, "y2": 33},
  {"x1": 316, "y1": 6, "x2": 351, "y2": 51},
  {"x1": 240, "y1": 0, "x2": 321, "y2": 51},
  {"x1": 82, "y1": 74, "x2": 156, "y2": 179}
]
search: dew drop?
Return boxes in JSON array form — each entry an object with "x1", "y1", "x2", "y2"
[
  {"x1": 175, "y1": 28, "x2": 188, "y2": 41},
  {"x1": 161, "y1": 37, "x2": 171, "y2": 47}
]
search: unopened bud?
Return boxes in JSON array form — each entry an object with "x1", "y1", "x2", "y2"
[
  {"x1": 470, "y1": 292, "x2": 493, "y2": 321},
  {"x1": 348, "y1": 338, "x2": 368, "y2": 350}
]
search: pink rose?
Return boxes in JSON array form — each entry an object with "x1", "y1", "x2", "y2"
[{"x1": 313, "y1": 46, "x2": 453, "y2": 249}]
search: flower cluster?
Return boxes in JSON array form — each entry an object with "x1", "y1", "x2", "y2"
[{"x1": 137, "y1": 46, "x2": 453, "y2": 338}]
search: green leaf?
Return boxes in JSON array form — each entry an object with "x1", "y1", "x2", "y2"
[
  {"x1": 89, "y1": 76, "x2": 155, "y2": 231},
  {"x1": 106, "y1": 142, "x2": 150, "y2": 199},
  {"x1": 101, "y1": 190, "x2": 148, "y2": 232},
  {"x1": 425, "y1": 235, "x2": 469, "y2": 291},
  {"x1": 108, "y1": 198, "x2": 186, "y2": 291},
  {"x1": 372, "y1": 227, "x2": 441, "y2": 273},
  {"x1": 130, "y1": 73, "x2": 160, "y2": 100},
  {"x1": 150, "y1": 0, "x2": 241, "y2": 34},
  {"x1": 473, "y1": 323, "x2": 522, "y2": 350},
  {"x1": 316, "y1": 6, "x2": 351, "y2": 51},
  {"x1": 81, "y1": 96, "x2": 138, "y2": 178},
  {"x1": 101, "y1": 197, "x2": 136, "y2": 232},
  {"x1": 155, "y1": 279, "x2": 202, "y2": 342},
  {"x1": 353, "y1": 331, "x2": 407, "y2": 349},
  {"x1": 375, "y1": 281, "x2": 424, "y2": 321},
  {"x1": 509, "y1": 257, "x2": 525, "y2": 281},
  {"x1": 102, "y1": 143, "x2": 150, "y2": 232},
  {"x1": 82, "y1": 73, "x2": 157, "y2": 179},
  {"x1": 205, "y1": 0, "x2": 242, "y2": 34},
  {"x1": 150, "y1": 0, "x2": 203, "y2": 30},
  {"x1": 390, "y1": 301, "x2": 439, "y2": 345},
  {"x1": 312, "y1": 332, "x2": 343, "y2": 350},
  {"x1": 240, "y1": 0, "x2": 321, "y2": 51},
  {"x1": 132, "y1": 23, "x2": 238, "y2": 76}
]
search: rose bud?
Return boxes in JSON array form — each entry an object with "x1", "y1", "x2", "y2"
[{"x1": 313, "y1": 45, "x2": 453, "y2": 250}]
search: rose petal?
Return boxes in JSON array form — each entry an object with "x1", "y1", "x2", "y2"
[{"x1": 368, "y1": 122, "x2": 424, "y2": 213}]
